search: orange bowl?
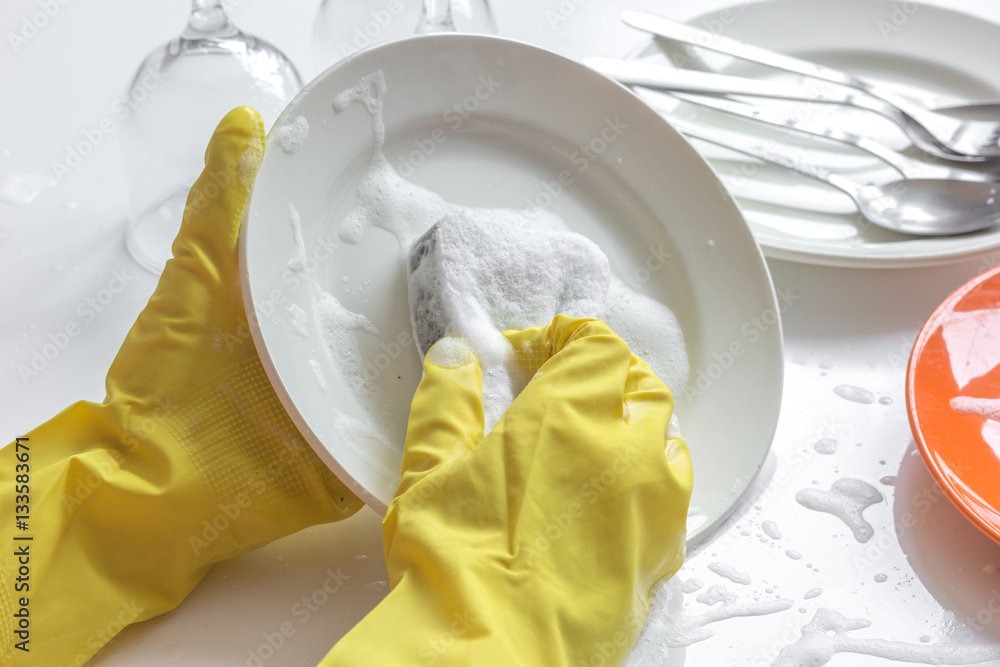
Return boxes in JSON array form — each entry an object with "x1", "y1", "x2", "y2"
[{"x1": 907, "y1": 265, "x2": 1000, "y2": 544}]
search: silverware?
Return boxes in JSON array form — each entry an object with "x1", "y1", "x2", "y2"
[
  {"x1": 658, "y1": 112, "x2": 1000, "y2": 236},
  {"x1": 620, "y1": 10, "x2": 1000, "y2": 160},
  {"x1": 583, "y1": 57, "x2": 990, "y2": 166},
  {"x1": 634, "y1": 87, "x2": 997, "y2": 183}
]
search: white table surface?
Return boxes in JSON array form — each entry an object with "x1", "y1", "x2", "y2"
[{"x1": 5, "y1": 1, "x2": 1000, "y2": 665}]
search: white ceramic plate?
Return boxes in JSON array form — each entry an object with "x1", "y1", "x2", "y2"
[
  {"x1": 632, "y1": 0, "x2": 1000, "y2": 268},
  {"x1": 241, "y1": 34, "x2": 783, "y2": 544}
]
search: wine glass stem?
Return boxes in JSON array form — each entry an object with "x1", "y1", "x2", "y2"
[
  {"x1": 185, "y1": 0, "x2": 235, "y2": 37},
  {"x1": 416, "y1": 0, "x2": 456, "y2": 33}
]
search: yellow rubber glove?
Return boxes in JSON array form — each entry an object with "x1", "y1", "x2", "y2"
[
  {"x1": 0, "y1": 107, "x2": 362, "y2": 667},
  {"x1": 320, "y1": 315, "x2": 693, "y2": 667}
]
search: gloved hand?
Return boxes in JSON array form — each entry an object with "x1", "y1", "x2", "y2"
[
  {"x1": 0, "y1": 107, "x2": 362, "y2": 667},
  {"x1": 320, "y1": 315, "x2": 693, "y2": 667}
]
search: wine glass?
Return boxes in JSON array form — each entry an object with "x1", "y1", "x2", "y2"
[
  {"x1": 313, "y1": 0, "x2": 497, "y2": 69},
  {"x1": 122, "y1": 0, "x2": 302, "y2": 274}
]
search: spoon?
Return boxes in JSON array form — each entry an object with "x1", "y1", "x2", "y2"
[{"x1": 661, "y1": 113, "x2": 1000, "y2": 236}]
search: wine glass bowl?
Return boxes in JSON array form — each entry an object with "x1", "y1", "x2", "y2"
[{"x1": 122, "y1": 1, "x2": 302, "y2": 274}]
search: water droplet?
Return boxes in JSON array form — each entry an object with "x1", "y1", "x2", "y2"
[
  {"x1": 878, "y1": 396, "x2": 892, "y2": 405},
  {"x1": 880, "y1": 475, "x2": 896, "y2": 486},
  {"x1": 786, "y1": 550, "x2": 802, "y2": 560},
  {"x1": 874, "y1": 573, "x2": 887, "y2": 583}
]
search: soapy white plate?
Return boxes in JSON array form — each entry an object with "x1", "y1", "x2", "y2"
[
  {"x1": 632, "y1": 0, "x2": 1000, "y2": 268},
  {"x1": 241, "y1": 34, "x2": 782, "y2": 544}
]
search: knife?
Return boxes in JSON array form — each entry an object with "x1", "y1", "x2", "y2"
[
  {"x1": 621, "y1": 9, "x2": 857, "y2": 88},
  {"x1": 583, "y1": 57, "x2": 869, "y2": 108}
]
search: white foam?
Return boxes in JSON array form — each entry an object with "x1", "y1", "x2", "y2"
[
  {"x1": 795, "y1": 478, "x2": 884, "y2": 543},
  {"x1": 313, "y1": 284, "x2": 405, "y2": 474},
  {"x1": 951, "y1": 396, "x2": 1000, "y2": 422},
  {"x1": 680, "y1": 578, "x2": 704, "y2": 594},
  {"x1": 425, "y1": 336, "x2": 478, "y2": 370},
  {"x1": 813, "y1": 437, "x2": 838, "y2": 454},
  {"x1": 604, "y1": 277, "x2": 690, "y2": 397},
  {"x1": 761, "y1": 520, "x2": 782, "y2": 540},
  {"x1": 287, "y1": 303, "x2": 308, "y2": 338},
  {"x1": 274, "y1": 115, "x2": 309, "y2": 154},
  {"x1": 707, "y1": 562, "x2": 751, "y2": 585},
  {"x1": 238, "y1": 117, "x2": 264, "y2": 188},
  {"x1": 287, "y1": 203, "x2": 306, "y2": 272},
  {"x1": 628, "y1": 580, "x2": 792, "y2": 658},
  {"x1": 834, "y1": 384, "x2": 875, "y2": 404},
  {"x1": 308, "y1": 359, "x2": 326, "y2": 391},
  {"x1": 773, "y1": 608, "x2": 1000, "y2": 666}
]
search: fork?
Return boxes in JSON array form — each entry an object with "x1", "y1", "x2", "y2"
[
  {"x1": 621, "y1": 10, "x2": 1000, "y2": 160},
  {"x1": 633, "y1": 87, "x2": 998, "y2": 183}
]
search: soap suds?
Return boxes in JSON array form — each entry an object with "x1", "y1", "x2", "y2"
[
  {"x1": 834, "y1": 385, "x2": 875, "y2": 404},
  {"x1": 238, "y1": 119, "x2": 264, "y2": 187},
  {"x1": 795, "y1": 478, "x2": 884, "y2": 543},
  {"x1": 288, "y1": 203, "x2": 306, "y2": 271},
  {"x1": 951, "y1": 396, "x2": 1000, "y2": 422},
  {"x1": 707, "y1": 562, "x2": 751, "y2": 585},
  {"x1": 681, "y1": 578, "x2": 704, "y2": 594},
  {"x1": 426, "y1": 336, "x2": 477, "y2": 369},
  {"x1": 274, "y1": 115, "x2": 309, "y2": 154},
  {"x1": 313, "y1": 284, "x2": 404, "y2": 478},
  {"x1": 813, "y1": 438, "x2": 838, "y2": 455},
  {"x1": 630, "y1": 581, "x2": 792, "y2": 656},
  {"x1": 762, "y1": 520, "x2": 782, "y2": 540},
  {"x1": 309, "y1": 359, "x2": 326, "y2": 391},
  {"x1": 773, "y1": 608, "x2": 1000, "y2": 666},
  {"x1": 287, "y1": 303, "x2": 308, "y2": 338}
]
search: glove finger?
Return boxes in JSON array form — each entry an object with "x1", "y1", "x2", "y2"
[
  {"x1": 396, "y1": 337, "x2": 485, "y2": 498},
  {"x1": 503, "y1": 315, "x2": 635, "y2": 420},
  {"x1": 169, "y1": 106, "x2": 264, "y2": 279},
  {"x1": 622, "y1": 353, "x2": 674, "y2": 430},
  {"x1": 623, "y1": 351, "x2": 692, "y2": 489}
]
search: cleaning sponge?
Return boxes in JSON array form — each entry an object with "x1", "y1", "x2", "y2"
[{"x1": 407, "y1": 209, "x2": 611, "y2": 430}]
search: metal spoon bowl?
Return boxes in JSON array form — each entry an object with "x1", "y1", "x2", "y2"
[{"x1": 856, "y1": 179, "x2": 1000, "y2": 235}]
